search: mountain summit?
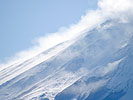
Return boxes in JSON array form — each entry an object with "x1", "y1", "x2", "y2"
[{"x1": 0, "y1": 0, "x2": 133, "y2": 100}]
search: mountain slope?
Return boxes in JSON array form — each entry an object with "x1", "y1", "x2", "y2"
[
  {"x1": 0, "y1": 0, "x2": 133, "y2": 99},
  {"x1": 0, "y1": 18, "x2": 133, "y2": 100}
]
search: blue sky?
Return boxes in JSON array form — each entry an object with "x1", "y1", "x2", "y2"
[{"x1": 0, "y1": 0, "x2": 98, "y2": 62}]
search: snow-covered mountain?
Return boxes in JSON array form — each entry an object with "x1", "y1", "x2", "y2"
[
  {"x1": 0, "y1": 0, "x2": 133, "y2": 100},
  {"x1": 0, "y1": 19, "x2": 133, "y2": 100}
]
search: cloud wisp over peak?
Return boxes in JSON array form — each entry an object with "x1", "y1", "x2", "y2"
[{"x1": 0, "y1": 0, "x2": 133, "y2": 70}]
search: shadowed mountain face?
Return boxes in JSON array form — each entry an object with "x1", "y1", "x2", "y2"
[
  {"x1": 55, "y1": 37, "x2": 133, "y2": 100},
  {"x1": 0, "y1": 17, "x2": 133, "y2": 100}
]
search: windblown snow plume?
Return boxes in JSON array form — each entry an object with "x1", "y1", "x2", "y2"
[{"x1": 0, "y1": 0, "x2": 133, "y2": 100}]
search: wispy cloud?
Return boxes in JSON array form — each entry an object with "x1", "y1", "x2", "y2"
[{"x1": 0, "y1": 0, "x2": 133, "y2": 70}]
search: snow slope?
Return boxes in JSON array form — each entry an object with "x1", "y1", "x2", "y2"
[
  {"x1": 0, "y1": 0, "x2": 133, "y2": 100},
  {"x1": 0, "y1": 18, "x2": 133, "y2": 100}
]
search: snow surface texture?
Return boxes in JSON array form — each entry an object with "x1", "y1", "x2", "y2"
[{"x1": 0, "y1": 0, "x2": 133, "y2": 100}]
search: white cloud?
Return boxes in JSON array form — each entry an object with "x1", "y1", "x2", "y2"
[
  {"x1": 99, "y1": 0, "x2": 133, "y2": 12},
  {"x1": 0, "y1": 0, "x2": 133, "y2": 70}
]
